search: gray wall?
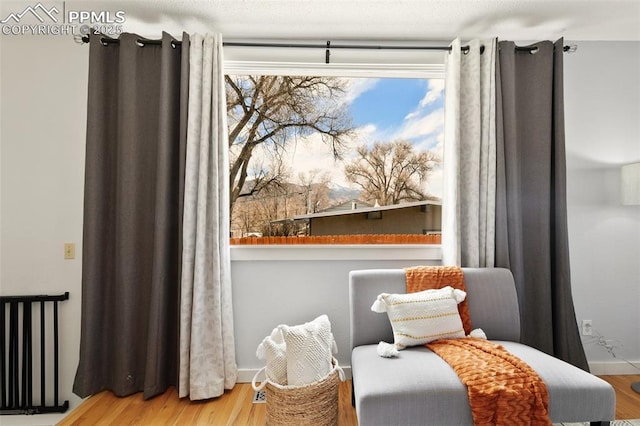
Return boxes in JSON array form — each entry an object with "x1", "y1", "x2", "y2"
[
  {"x1": 1, "y1": 35, "x2": 88, "y2": 412},
  {"x1": 1, "y1": 35, "x2": 639, "y2": 415},
  {"x1": 564, "y1": 41, "x2": 640, "y2": 371},
  {"x1": 231, "y1": 256, "x2": 439, "y2": 374}
]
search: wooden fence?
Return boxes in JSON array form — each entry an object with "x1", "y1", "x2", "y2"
[{"x1": 230, "y1": 234, "x2": 441, "y2": 245}]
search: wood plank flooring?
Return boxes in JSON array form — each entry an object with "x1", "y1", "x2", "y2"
[
  {"x1": 59, "y1": 376, "x2": 640, "y2": 425},
  {"x1": 599, "y1": 375, "x2": 640, "y2": 420},
  {"x1": 59, "y1": 380, "x2": 355, "y2": 425}
]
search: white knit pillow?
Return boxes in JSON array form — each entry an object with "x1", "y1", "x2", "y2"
[
  {"x1": 371, "y1": 286, "x2": 467, "y2": 349},
  {"x1": 256, "y1": 327, "x2": 288, "y2": 385},
  {"x1": 278, "y1": 314, "x2": 336, "y2": 386}
]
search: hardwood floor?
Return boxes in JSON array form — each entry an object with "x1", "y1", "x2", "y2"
[
  {"x1": 59, "y1": 376, "x2": 640, "y2": 425},
  {"x1": 600, "y1": 375, "x2": 640, "y2": 420},
  {"x1": 59, "y1": 380, "x2": 356, "y2": 425}
]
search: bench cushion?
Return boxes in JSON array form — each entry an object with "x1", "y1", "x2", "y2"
[
  {"x1": 349, "y1": 268, "x2": 521, "y2": 350},
  {"x1": 352, "y1": 341, "x2": 615, "y2": 426}
]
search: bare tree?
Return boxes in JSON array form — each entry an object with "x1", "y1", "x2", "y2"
[
  {"x1": 297, "y1": 169, "x2": 332, "y2": 214},
  {"x1": 230, "y1": 153, "x2": 291, "y2": 236},
  {"x1": 247, "y1": 182, "x2": 308, "y2": 237},
  {"x1": 230, "y1": 170, "x2": 334, "y2": 238},
  {"x1": 344, "y1": 140, "x2": 440, "y2": 205},
  {"x1": 240, "y1": 151, "x2": 291, "y2": 198},
  {"x1": 226, "y1": 75, "x2": 354, "y2": 214}
]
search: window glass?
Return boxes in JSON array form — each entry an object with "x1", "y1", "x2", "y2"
[{"x1": 226, "y1": 75, "x2": 444, "y2": 245}]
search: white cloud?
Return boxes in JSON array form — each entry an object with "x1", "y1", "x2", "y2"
[
  {"x1": 426, "y1": 166, "x2": 444, "y2": 199},
  {"x1": 419, "y1": 79, "x2": 445, "y2": 107},
  {"x1": 398, "y1": 79, "x2": 445, "y2": 199},
  {"x1": 403, "y1": 79, "x2": 445, "y2": 121},
  {"x1": 339, "y1": 77, "x2": 380, "y2": 105},
  {"x1": 397, "y1": 108, "x2": 444, "y2": 141},
  {"x1": 282, "y1": 124, "x2": 377, "y2": 188}
]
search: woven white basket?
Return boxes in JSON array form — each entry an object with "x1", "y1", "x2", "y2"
[{"x1": 252, "y1": 358, "x2": 343, "y2": 426}]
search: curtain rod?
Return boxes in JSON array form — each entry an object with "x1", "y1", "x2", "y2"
[
  {"x1": 79, "y1": 35, "x2": 576, "y2": 63},
  {"x1": 80, "y1": 35, "x2": 454, "y2": 50}
]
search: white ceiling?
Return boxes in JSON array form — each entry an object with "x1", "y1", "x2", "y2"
[{"x1": 77, "y1": 0, "x2": 640, "y2": 42}]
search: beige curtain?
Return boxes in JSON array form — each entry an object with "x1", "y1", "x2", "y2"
[
  {"x1": 442, "y1": 38, "x2": 497, "y2": 267},
  {"x1": 179, "y1": 33, "x2": 238, "y2": 400}
]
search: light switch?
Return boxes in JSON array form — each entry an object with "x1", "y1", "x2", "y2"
[{"x1": 64, "y1": 243, "x2": 75, "y2": 260}]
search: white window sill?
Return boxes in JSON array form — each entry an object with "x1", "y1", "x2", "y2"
[{"x1": 230, "y1": 244, "x2": 442, "y2": 261}]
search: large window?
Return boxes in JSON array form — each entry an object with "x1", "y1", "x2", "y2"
[{"x1": 225, "y1": 74, "x2": 444, "y2": 245}]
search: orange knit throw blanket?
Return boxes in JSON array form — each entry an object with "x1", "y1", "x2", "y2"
[
  {"x1": 405, "y1": 266, "x2": 551, "y2": 425},
  {"x1": 427, "y1": 338, "x2": 551, "y2": 426},
  {"x1": 404, "y1": 265, "x2": 472, "y2": 334}
]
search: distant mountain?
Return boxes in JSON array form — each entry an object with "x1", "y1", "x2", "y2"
[
  {"x1": 237, "y1": 179, "x2": 360, "y2": 201},
  {"x1": 327, "y1": 183, "x2": 361, "y2": 202}
]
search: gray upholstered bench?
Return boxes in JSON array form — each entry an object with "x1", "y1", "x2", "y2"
[{"x1": 349, "y1": 268, "x2": 615, "y2": 426}]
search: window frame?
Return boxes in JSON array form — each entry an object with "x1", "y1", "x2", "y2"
[
  {"x1": 225, "y1": 58, "x2": 446, "y2": 261},
  {"x1": 231, "y1": 244, "x2": 442, "y2": 261}
]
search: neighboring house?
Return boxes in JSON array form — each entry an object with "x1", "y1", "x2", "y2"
[{"x1": 292, "y1": 200, "x2": 442, "y2": 236}]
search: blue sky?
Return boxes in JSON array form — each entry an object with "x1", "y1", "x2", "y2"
[
  {"x1": 350, "y1": 78, "x2": 430, "y2": 130},
  {"x1": 347, "y1": 77, "x2": 445, "y2": 152}
]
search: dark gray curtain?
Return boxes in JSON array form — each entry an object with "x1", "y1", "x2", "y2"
[
  {"x1": 495, "y1": 39, "x2": 589, "y2": 371},
  {"x1": 73, "y1": 32, "x2": 190, "y2": 399}
]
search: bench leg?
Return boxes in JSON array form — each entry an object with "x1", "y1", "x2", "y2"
[{"x1": 351, "y1": 379, "x2": 355, "y2": 407}]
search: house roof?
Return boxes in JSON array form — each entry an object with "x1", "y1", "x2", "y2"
[
  {"x1": 293, "y1": 200, "x2": 442, "y2": 220},
  {"x1": 322, "y1": 199, "x2": 373, "y2": 212}
]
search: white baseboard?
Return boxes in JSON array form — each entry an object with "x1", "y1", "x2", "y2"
[
  {"x1": 237, "y1": 366, "x2": 352, "y2": 383},
  {"x1": 588, "y1": 360, "x2": 640, "y2": 375}
]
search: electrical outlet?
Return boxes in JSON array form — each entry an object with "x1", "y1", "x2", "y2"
[
  {"x1": 581, "y1": 319, "x2": 593, "y2": 336},
  {"x1": 64, "y1": 243, "x2": 75, "y2": 260}
]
